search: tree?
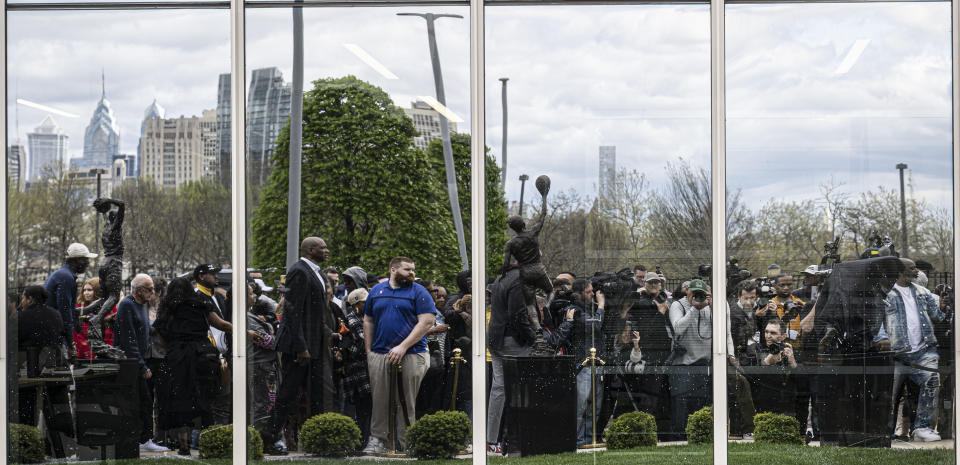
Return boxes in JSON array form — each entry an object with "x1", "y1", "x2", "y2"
[
  {"x1": 251, "y1": 76, "x2": 461, "y2": 283},
  {"x1": 597, "y1": 168, "x2": 651, "y2": 266},
  {"x1": 539, "y1": 189, "x2": 588, "y2": 277},
  {"x1": 425, "y1": 134, "x2": 508, "y2": 281}
]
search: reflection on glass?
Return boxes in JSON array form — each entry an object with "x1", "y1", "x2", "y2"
[
  {"x1": 726, "y1": 2, "x2": 954, "y2": 460},
  {"x1": 485, "y1": 4, "x2": 712, "y2": 459},
  {"x1": 7, "y1": 9, "x2": 232, "y2": 462},
  {"x1": 243, "y1": 6, "x2": 477, "y2": 459}
]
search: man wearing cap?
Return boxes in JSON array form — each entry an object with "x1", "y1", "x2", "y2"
[
  {"x1": 266, "y1": 237, "x2": 339, "y2": 452},
  {"x1": 44, "y1": 242, "x2": 97, "y2": 354},
  {"x1": 793, "y1": 265, "x2": 825, "y2": 303}
]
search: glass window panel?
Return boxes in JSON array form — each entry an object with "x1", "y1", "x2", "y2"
[
  {"x1": 486, "y1": 4, "x2": 712, "y2": 460},
  {"x1": 6, "y1": 9, "x2": 232, "y2": 462},
  {"x1": 726, "y1": 2, "x2": 954, "y2": 461},
  {"x1": 243, "y1": 5, "x2": 475, "y2": 459}
]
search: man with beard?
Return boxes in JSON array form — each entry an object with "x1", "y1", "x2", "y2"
[
  {"x1": 264, "y1": 237, "x2": 339, "y2": 454},
  {"x1": 875, "y1": 258, "x2": 947, "y2": 442},
  {"x1": 362, "y1": 257, "x2": 435, "y2": 454},
  {"x1": 44, "y1": 243, "x2": 96, "y2": 355}
]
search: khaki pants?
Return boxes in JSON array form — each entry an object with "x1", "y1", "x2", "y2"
[{"x1": 368, "y1": 351, "x2": 429, "y2": 447}]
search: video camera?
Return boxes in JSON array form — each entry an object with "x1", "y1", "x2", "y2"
[
  {"x1": 860, "y1": 230, "x2": 898, "y2": 259},
  {"x1": 821, "y1": 236, "x2": 841, "y2": 266},
  {"x1": 699, "y1": 257, "x2": 752, "y2": 298},
  {"x1": 591, "y1": 268, "x2": 637, "y2": 306}
]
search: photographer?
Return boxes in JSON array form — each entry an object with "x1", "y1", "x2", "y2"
[
  {"x1": 745, "y1": 318, "x2": 799, "y2": 425},
  {"x1": 629, "y1": 273, "x2": 671, "y2": 366},
  {"x1": 667, "y1": 279, "x2": 715, "y2": 439},
  {"x1": 770, "y1": 275, "x2": 806, "y2": 344},
  {"x1": 568, "y1": 279, "x2": 605, "y2": 446}
]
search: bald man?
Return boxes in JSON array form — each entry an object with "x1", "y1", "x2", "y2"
[{"x1": 265, "y1": 237, "x2": 339, "y2": 453}]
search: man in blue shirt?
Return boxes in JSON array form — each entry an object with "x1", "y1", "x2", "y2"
[
  {"x1": 361, "y1": 257, "x2": 435, "y2": 455},
  {"x1": 116, "y1": 273, "x2": 169, "y2": 453},
  {"x1": 44, "y1": 242, "x2": 96, "y2": 356}
]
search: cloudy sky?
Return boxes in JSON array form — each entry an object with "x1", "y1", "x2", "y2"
[{"x1": 6, "y1": 2, "x2": 953, "y2": 214}]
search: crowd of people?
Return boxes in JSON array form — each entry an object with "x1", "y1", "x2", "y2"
[{"x1": 8, "y1": 235, "x2": 955, "y2": 459}]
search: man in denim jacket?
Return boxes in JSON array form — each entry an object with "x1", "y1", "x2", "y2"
[{"x1": 875, "y1": 258, "x2": 946, "y2": 442}]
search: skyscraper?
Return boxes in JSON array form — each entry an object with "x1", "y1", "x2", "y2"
[
  {"x1": 75, "y1": 74, "x2": 120, "y2": 171},
  {"x1": 139, "y1": 112, "x2": 213, "y2": 187},
  {"x1": 27, "y1": 115, "x2": 69, "y2": 180},
  {"x1": 215, "y1": 68, "x2": 292, "y2": 187},
  {"x1": 7, "y1": 144, "x2": 25, "y2": 191},
  {"x1": 404, "y1": 100, "x2": 459, "y2": 151},
  {"x1": 136, "y1": 99, "x2": 166, "y2": 176},
  {"x1": 199, "y1": 109, "x2": 218, "y2": 179},
  {"x1": 599, "y1": 145, "x2": 616, "y2": 199}
]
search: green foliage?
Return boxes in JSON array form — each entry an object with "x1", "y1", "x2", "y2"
[
  {"x1": 686, "y1": 406, "x2": 713, "y2": 444},
  {"x1": 405, "y1": 410, "x2": 471, "y2": 459},
  {"x1": 606, "y1": 411, "x2": 658, "y2": 449},
  {"x1": 8, "y1": 424, "x2": 44, "y2": 463},
  {"x1": 299, "y1": 412, "x2": 362, "y2": 457},
  {"x1": 251, "y1": 75, "x2": 461, "y2": 283},
  {"x1": 753, "y1": 412, "x2": 803, "y2": 445},
  {"x1": 198, "y1": 425, "x2": 263, "y2": 460},
  {"x1": 425, "y1": 134, "x2": 508, "y2": 281}
]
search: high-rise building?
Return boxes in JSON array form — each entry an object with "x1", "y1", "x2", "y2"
[
  {"x1": 26, "y1": 115, "x2": 69, "y2": 181},
  {"x1": 599, "y1": 145, "x2": 616, "y2": 199},
  {"x1": 216, "y1": 68, "x2": 292, "y2": 187},
  {"x1": 136, "y1": 99, "x2": 166, "y2": 176},
  {"x1": 75, "y1": 75, "x2": 120, "y2": 171},
  {"x1": 216, "y1": 73, "x2": 232, "y2": 186},
  {"x1": 200, "y1": 109, "x2": 218, "y2": 180},
  {"x1": 113, "y1": 154, "x2": 137, "y2": 178},
  {"x1": 7, "y1": 144, "x2": 25, "y2": 191},
  {"x1": 404, "y1": 101, "x2": 458, "y2": 151},
  {"x1": 139, "y1": 112, "x2": 213, "y2": 187}
]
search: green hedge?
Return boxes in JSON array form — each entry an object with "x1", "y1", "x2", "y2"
[
  {"x1": 8, "y1": 424, "x2": 44, "y2": 463},
  {"x1": 753, "y1": 412, "x2": 803, "y2": 445},
  {"x1": 405, "y1": 410, "x2": 471, "y2": 459},
  {"x1": 606, "y1": 411, "x2": 658, "y2": 449},
  {"x1": 299, "y1": 412, "x2": 362, "y2": 457},
  {"x1": 686, "y1": 406, "x2": 713, "y2": 444},
  {"x1": 197, "y1": 425, "x2": 263, "y2": 460}
]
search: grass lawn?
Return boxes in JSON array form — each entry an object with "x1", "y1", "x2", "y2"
[{"x1": 109, "y1": 443, "x2": 953, "y2": 465}]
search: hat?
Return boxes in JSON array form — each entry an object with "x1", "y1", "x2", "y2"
[
  {"x1": 689, "y1": 279, "x2": 708, "y2": 293},
  {"x1": 193, "y1": 264, "x2": 221, "y2": 281},
  {"x1": 346, "y1": 288, "x2": 368, "y2": 306},
  {"x1": 253, "y1": 278, "x2": 273, "y2": 293},
  {"x1": 66, "y1": 243, "x2": 97, "y2": 259},
  {"x1": 644, "y1": 273, "x2": 663, "y2": 283},
  {"x1": 800, "y1": 265, "x2": 820, "y2": 276}
]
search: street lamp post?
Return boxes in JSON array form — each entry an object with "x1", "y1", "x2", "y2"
[
  {"x1": 398, "y1": 12, "x2": 469, "y2": 271},
  {"x1": 500, "y1": 77, "x2": 509, "y2": 192},
  {"x1": 518, "y1": 174, "x2": 529, "y2": 217},
  {"x1": 896, "y1": 163, "x2": 908, "y2": 257},
  {"x1": 89, "y1": 168, "x2": 106, "y2": 256}
]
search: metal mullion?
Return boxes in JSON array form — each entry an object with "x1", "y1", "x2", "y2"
[
  {"x1": 230, "y1": 0, "x2": 247, "y2": 461},
  {"x1": 711, "y1": 0, "x2": 728, "y2": 461},
  {"x1": 1, "y1": 0, "x2": 8, "y2": 462},
  {"x1": 470, "y1": 0, "x2": 486, "y2": 462},
  {"x1": 953, "y1": 0, "x2": 959, "y2": 458}
]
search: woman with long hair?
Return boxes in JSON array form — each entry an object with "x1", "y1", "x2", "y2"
[
  {"x1": 74, "y1": 278, "x2": 117, "y2": 360},
  {"x1": 153, "y1": 276, "x2": 234, "y2": 456}
]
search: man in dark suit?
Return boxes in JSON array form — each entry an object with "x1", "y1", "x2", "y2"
[{"x1": 265, "y1": 237, "x2": 339, "y2": 453}]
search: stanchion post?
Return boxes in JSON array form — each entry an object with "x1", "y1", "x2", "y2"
[{"x1": 578, "y1": 347, "x2": 606, "y2": 449}]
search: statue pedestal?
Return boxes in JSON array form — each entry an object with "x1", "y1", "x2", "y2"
[
  {"x1": 501, "y1": 355, "x2": 576, "y2": 456},
  {"x1": 816, "y1": 352, "x2": 893, "y2": 448}
]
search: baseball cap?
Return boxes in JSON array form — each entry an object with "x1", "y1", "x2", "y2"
[
  {"x1": 66, "y1": 243, "x2": 97, "y2": 259},
  {"x1": 689, "y1": 279, "x2": 708, "y2": 293},
  {"x1": 800, "y1": 265, "x2": 820, "y2": 276},
  {"x1": 193, "y1": 264, "x2": 221, "y2": 281},
  {"x1": 253, "y1": 278, "x2": 273, "y2": 293},
  {"x1": 346, "y1": 288, "x2": 369, "y2": 306},
  {"x1": 644, "y1": 273, "x2": 663, "y2": 283}
]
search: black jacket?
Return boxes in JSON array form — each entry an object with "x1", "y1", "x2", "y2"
[
  {"x1": 487, "y1": 268, "x2": 535, "y2": 352},
  {"x1": 275, "y1": 259, "x2": 336, "y2": 356}
]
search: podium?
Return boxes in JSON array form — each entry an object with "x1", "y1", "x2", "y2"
[{"x1": 501, "y1": 355, "x2": 576, "y2": 456}]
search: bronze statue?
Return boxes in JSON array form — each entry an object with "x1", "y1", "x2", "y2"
[
  {"x1": 84, "y1": 198, "x2": 126, "y2": 359},
  {"x1": 503, "y1": 175, "x2": 554, "y2": 356}
]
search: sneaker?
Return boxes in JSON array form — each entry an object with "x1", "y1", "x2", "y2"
[
  {"x1": 140, "y1": 439, "x2": 171, "y2": 452},
  {"x1": 262, "y1": 444, "x2": 288, "y2": 456},
  {"x1": 743, "y1": 433, "x2": 754, "y2": 441},
  {"x1": 913, "y1": 427, "x2": 942, "y2": 442},
  {"x1": 486, "y1": 443, "x2": 503, "y2": 456},
  {"x1": 362, "y1": 437, "x2": 387, "y2": 455},
  {"x1": 274, "y1": 439, "x2": 287, "y2": 453},
  {"x1": 177, "y1": 447, "x2": 191, "y2": 456}
]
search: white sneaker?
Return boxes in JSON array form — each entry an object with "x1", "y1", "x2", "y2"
[
  {"x1": 362, "y1": 437, "x2": 387, "y2": 455},
  {"x1": 274, "y1": 439, "x2": 287, "y2": 452},
  {"x1": 913, "y1": 428, "x2": 942, "y2": 442},
  {"x1": 140, "y1": 439, "x2": 171, "y2": 452},
  {"x1": 742, "y1": 433, "x2": 754, "y2": 441}
]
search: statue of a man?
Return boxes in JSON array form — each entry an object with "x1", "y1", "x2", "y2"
[{"x1": 85, "y1": 198, "x2": 127, "y2": 359}]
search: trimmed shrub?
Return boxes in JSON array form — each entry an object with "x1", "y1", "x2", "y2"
[
  {"x1": 9, "y1": 424, "x2": 44, "y2": 463},
  {"x1": 686, "y1": 406, "x2": 713, "y2": 444},
  {"x1": 405, "y1": 410, "x2": 471, "y2": 459},
  {"x1": 753, "y1": 412, "x2": 803, "y2": 445},
  {"x1": 606, "y1": 411, "x2": 658, "y2": 449},
  {"x1": 299, "y1": 412, "x2": 362, "y2": 457},
  {"x1": 198, "y1": 425, "x2": 263, "y2": 460}
]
